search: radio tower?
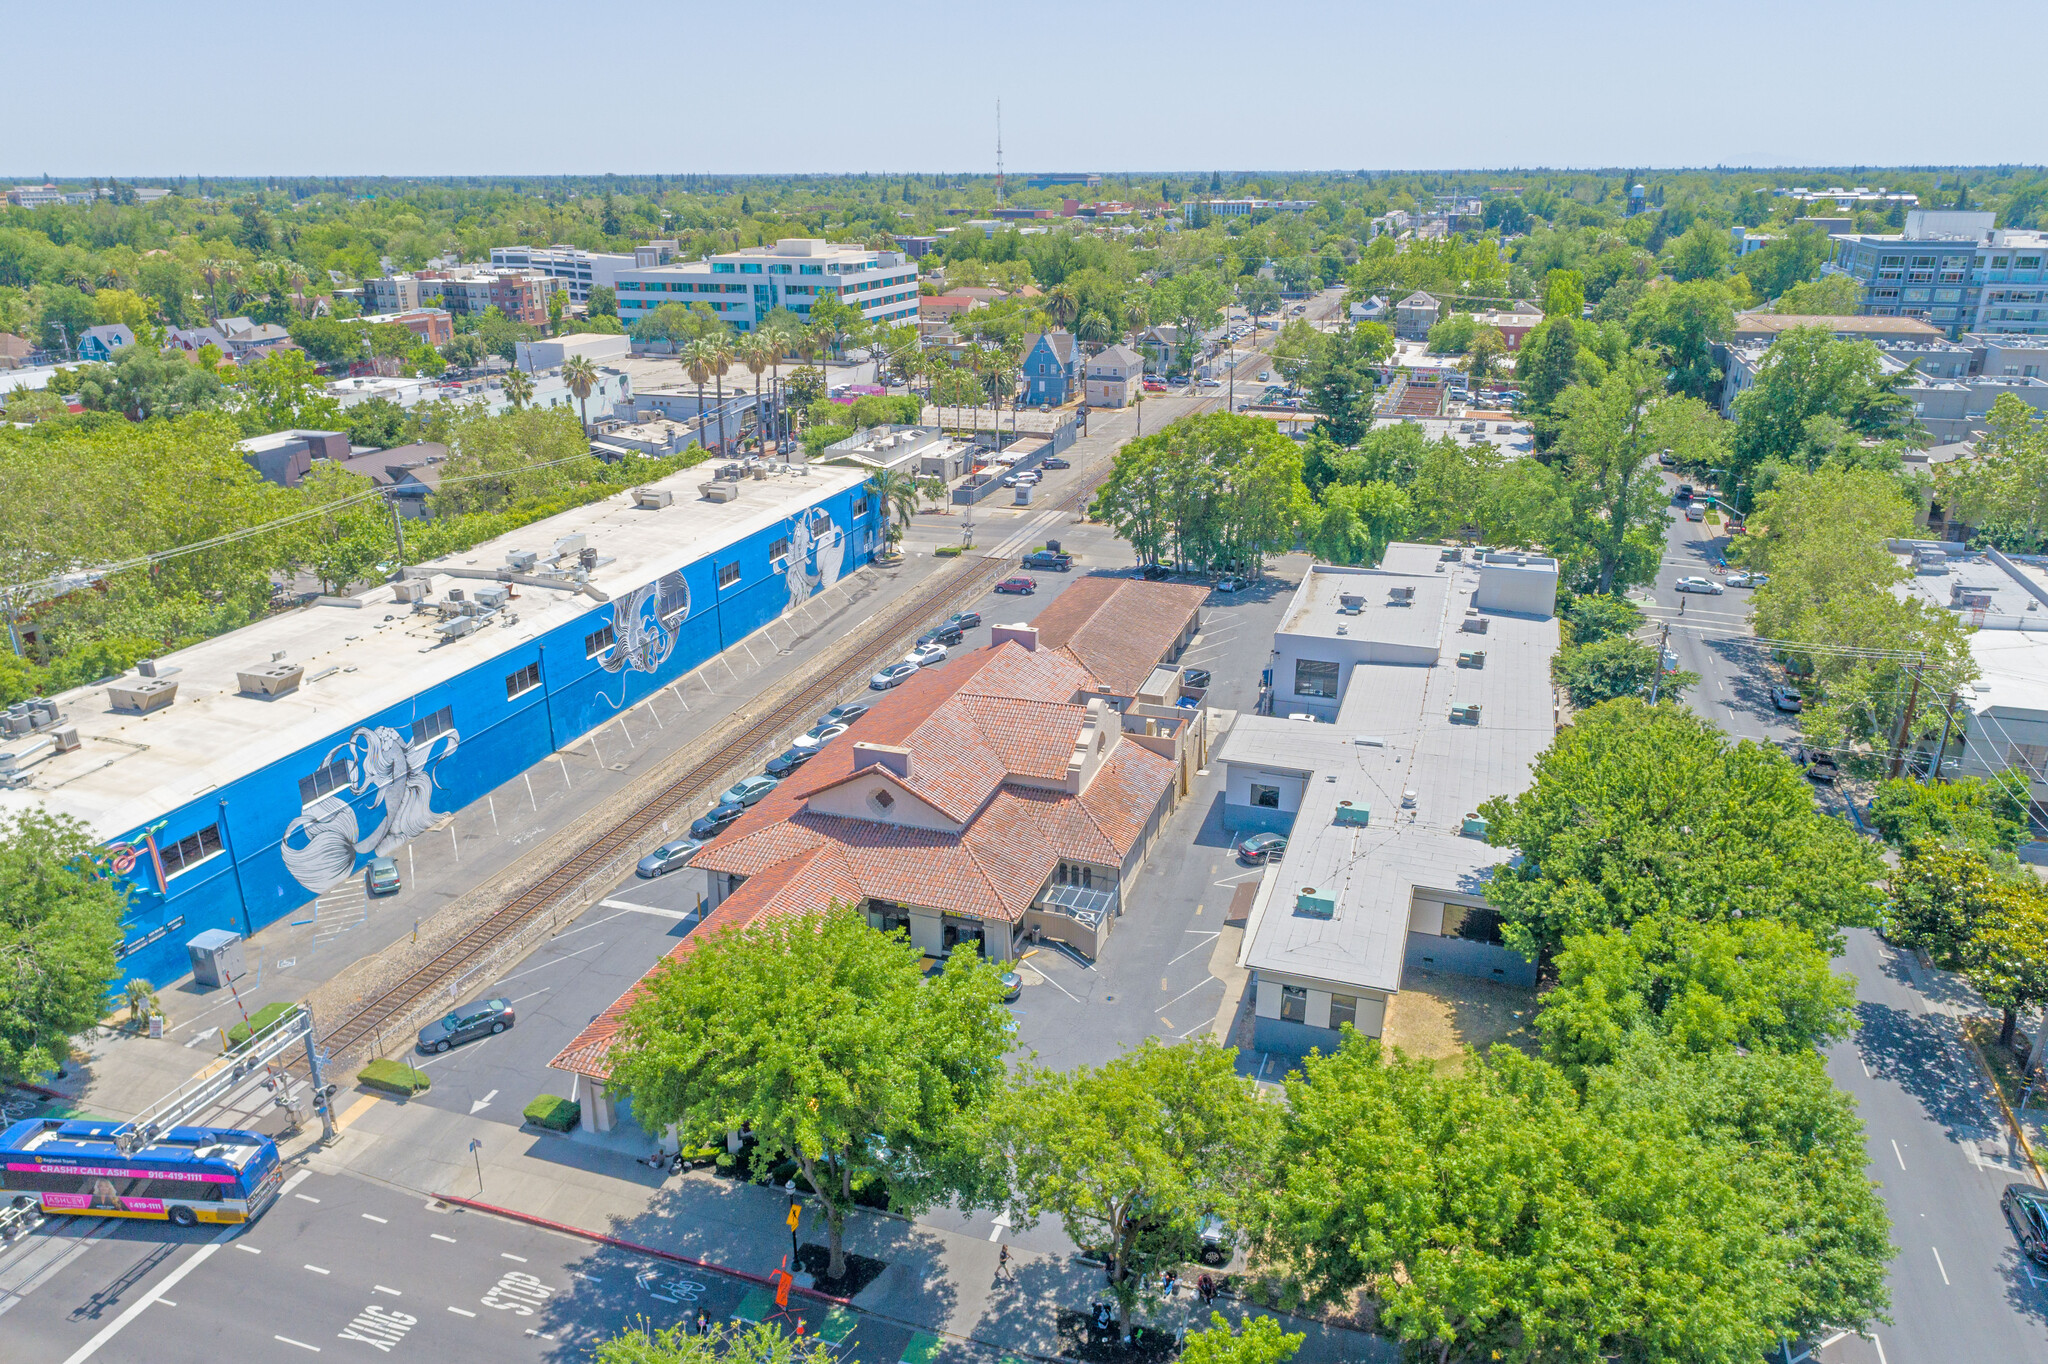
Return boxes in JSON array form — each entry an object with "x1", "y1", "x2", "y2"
[{"x1": 995, "y1": 100, "x2": 1005, "y2": 209}]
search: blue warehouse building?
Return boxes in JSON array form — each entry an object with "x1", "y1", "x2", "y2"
[{"x1": 1, "y1": 461, "x2": 881, "y2": 991}]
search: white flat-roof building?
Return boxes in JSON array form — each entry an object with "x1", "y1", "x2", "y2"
[
  {"x1": 615, "y1": 238, "x2": 919, "y2": 334},
  {"x1": 489, "y1": 245, "x2": 637, "y2": 303},
  {"x1": 1220, "y1": 545, "x2": 1560, "y2": 1055}
]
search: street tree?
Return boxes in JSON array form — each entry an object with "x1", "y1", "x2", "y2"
[
  {"x1": 1478, "y1": 699, "x2": 1884, "y2": 964},
  {"x1": 0, "y1": 809, "x2": 127, "y2": 1084},
  {"x1": 594, "y1": 1321, "x2": 833, "y2": 1364},
  {"x1": 989, "y1": 1039, "x2": 1276, "y2": 1336},
  {"x1": 1462, "y1": 327, "x2": 1506, "y2": 382},
  {"x1": 1551, "y1": 635, "x2": 1692, "y2": 708},
  {"x1": 1624, "y1": 278, "x2": 1737, "y2": 403},
  {"x1": 1937, "y1": 392, "x2": 2048, "y2": 551},
  {"x1": 609, "y1": 911, "x2": 1011, "y2": 1282},
  {"x1": 866, "y1": 467, "x2": 920, "y2": 547},
  {"x1": 561, "y1": 353, "x2": 599, "y2": 430},
  {"x1": 1866, "y1": 772, "x2": 2030, "y2": 858},
  {"x1": 1301, "y1": 322, "x2": 1392, "y2": 446},
  {"x1": 234, "y1": 347, "x2": 342, "y2": 433},
  {"x1": 1730, "y1": 328, "x2": 1915, "y2": 489},
  {"x1": 501, "y1": 366, "x2": 534, "y2": 411},
  {"x1": 1180, "y1": 1314, "x2": 1302, "y2": 1364}
]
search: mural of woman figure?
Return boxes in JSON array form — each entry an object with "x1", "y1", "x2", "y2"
[{"x1": 279, "y1": 718, "x2": 460, "y2": 895}]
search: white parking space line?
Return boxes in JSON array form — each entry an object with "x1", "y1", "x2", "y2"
[
  {"x1": 597, "y1": 900, "x2": 693, "y2": 920},
  {"x1": 1931, "y1": 1245, "x2": 1950, "y2": 1285},
  {"x1": 1168, "y1": 933, "x2": 1220, "y2": 965},
  {"x1": 449, "y1": 1307, "x2": 476, "y2": 1317},
  {"x1": 275, "y1": 1337, "x2": 321, "y2": 1353},
  {"x1": 294, "y1": 1194, "x2": 321, "y2": 1204},
  {"x1": 304, "y1": 1265, "x2": 329, "y2": 1275},
  {"x1": 235, "y1": 1244, "x2": 261, "y2": 1254},
  {"x1": 498, "y1": 943, "x2": 601, "y2": 983},
  {"x1": 1891, "y1": 1139, "x2": 1906, "y2": 1170},
  {"x1": 1158, "y1": 976, "x2": 1223, "y2": 1012},
  {"x1": 373, "y1": 1285, "x2": 401, "y2": 1296},
  {"x1": 362, "y1": 1214, "x2": 388, "y2": 1224},
  {"x1": 502, "y1": 1253, "x2": 528, "y2": 1262}
]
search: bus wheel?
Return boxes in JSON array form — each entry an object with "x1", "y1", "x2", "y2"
[{"x1": 169, "y1": 1207, "x2": 198, "y2": 1228}]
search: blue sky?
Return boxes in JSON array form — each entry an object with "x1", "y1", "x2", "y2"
[{"x1": 2, "y1": 0, "x2": 2033, "y2": 176}]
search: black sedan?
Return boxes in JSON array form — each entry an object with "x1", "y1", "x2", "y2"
[
  {"x1": 690, "y1": 803, "x2": 745, "y2": 839},
  {"x1": 1236, "y1": 832, "x2": 1288, "y2": 863},
  {"x1": 417, "y1": 997, "x2": 513, "y2": 1054},
  {"x1": 2004, "y1": 1184, "x2": 2048, "y2": 1267},
  {"x1": 948, "y1": 612, "x2": 983, "y2": 632},
  {"x1": 765, "y1": 746, "x2": 817, "y2": 778},
  {"x1": 636, "y1": 837, "x2": 704, "y2": 878}
]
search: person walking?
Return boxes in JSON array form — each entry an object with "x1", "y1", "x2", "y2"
[
  {"x1": 996, "y1": 1243, "x2": 1013, "y2": 1281},
  {"x1": 695, "y1": 1308, "x2": 711, "y2": 1336}
]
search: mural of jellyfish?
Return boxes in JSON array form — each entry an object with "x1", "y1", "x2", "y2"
[
  {"x1": 279, "y1": 714, "x2": 460, "y2": 895},
  {"x1": 783, "y1": 506, "x2": 843, "y2": 609},
  {"x1": 599, "y1": 569, "x2": 689, "y2": 677}
]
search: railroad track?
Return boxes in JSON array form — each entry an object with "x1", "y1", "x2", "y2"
[{"x1": 318, "y1": 471, "x2": 1102, "y2": 1061}]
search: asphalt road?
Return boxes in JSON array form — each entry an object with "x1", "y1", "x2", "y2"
[{"x1": 5, "y1": 1167, "x2": 918, "y2": 1364}]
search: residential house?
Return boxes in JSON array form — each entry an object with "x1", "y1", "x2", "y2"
[
  {"x1": 1138, "y1": 325, "x2": 1188, "y2": 374},
  {"x1": 0, "y1": 332, "x2": 34, "y2": 369},
  {"x1": 216, "y1": 317, "x2": 296, "y2": 363},
  {"x1": 164, "y1": 325, "x2": 229, "y2": 356},
  {"x1": 333, "y1": 443, "x2": 448, "y2": 518},
  {"x1": 1084, "y1": 344, "x2": 1144, "y2": 408},
  {"x1": 75, "y1": 324, "x2": 134, "y2": 363},
  {"x1": 1020, "y1": 330, "x2": 1079, "y2": 406},
  {"x1": 235, "y1": 429, "x2": 350, "y2": 488},
  {"x1": 919, "y1": 294, "x2": 983, "y2": 324},
  {"x1": 1349, "y1": 296, "x2": 1389, "y2": 325},
  {"x1": 1394, "y1": 292, "x2": 1441, "y2": 341},
  {"x1": 1471, "y1": 304, "x2": 1543, "y2": 350}
]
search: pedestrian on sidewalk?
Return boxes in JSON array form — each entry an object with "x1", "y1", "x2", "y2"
[
  {"x1": 997, "y1": 1243, "x2": 1013, "y2": 1281},
  {"x1": 1197, "y1": 1273, "x2": 1215, "y2": 1307},
  {"x1": 1161, "y1": 1268, "x2": 1178, "y2": 1299},
  {"x1": 695, "y1": 1308, "x2": 710, "y2": 1336}
]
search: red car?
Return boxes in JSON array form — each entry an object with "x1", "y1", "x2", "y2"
[
  {"x1": 1142, "y1": 379, "x2": 1166, "y2": 392},
  {"x1": 995, "y1": 576, "x2": 1038, "y2": 595}
]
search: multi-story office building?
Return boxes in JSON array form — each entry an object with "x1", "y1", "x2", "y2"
[
  {"x1": 1182, "y1": 198, "x2": 1316, "y2": 222},
  {"x1": 488, "y1": 245, "x2": 635, "y2": 303},
  {"x1": 613, "y1": 238, "x2": 919, "y2": 333},
  {"x1": 1825, "y1": 210, "x2": 2048, "y2": 339},
  {"x1": 367, "y1": 269, "x2": 555, "y2": 326}
]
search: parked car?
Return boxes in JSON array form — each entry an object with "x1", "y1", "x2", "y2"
[
  {"x1": 1042, "y1": 457, "x2": 1071, "y2": 469},
  {"x1": 1198, "y1": 377, "x2": 1221, "y2": 388},
  {"x1": 1725, "y1": 571, "x2": 1767, "y2": 588},
  {"x1": 718, "y1": 774, "x2": 781, "y2": 807},
  {"x1": 995, "y1": 576, "x2": 1037, "y2": 595},
  {"x1": 947, "y1": 612, "x2": 983, "y2": 632},
  {"x1": 1658, "y1": 451, "x2": 1676, "y2": 467},
  {"x1": 764, "y1": 747, "x2": 816, "y2": 778},
  {"x1": 906, "y1": 642, "x2": 949, "y2": 668},
  {"x1": 1675, "y1": 483, "x2": 1694, "y2": 500},
  {"x1": 1143, "y1": 379, "x2": 1166, "y2": 392},
  {"x1": 1022, "y1": 549, "x2": 1072, "y2": 571},
  {"x1": 637, "y1": 838, "x2": 705, "y2": 878},
  {"x1": 1771, "y1": 686, "x2": 1803, "y2": 713},
  {"x1": 1141, "y1": 563, "x2": 1171, "y2": 580},
  {"x1": 1198, "y1": 1213, "x2": 1234, "y2": 1267},
  {"x1": 2004, "y1": 1184, "x2": 2048, "y2": 1267},
  {"x1": 1675, "y1": 576, "x2": 1723, "y2": 594},
  {"x1": 917, "y1": 623, "x2": 965, "y2": 648},
  {"x1": 870, "y1": 661, "x2": 920, "y2": 689},
  {"x1": 1215, "y1": 575, "x2": 1243, "y2": 593},
  {"x1": 819, "y1": 701, "x2": 870, "y2": 726},
  {"x1": 1684, "y1": 504, "x2": 1706, "y2": 521},
  {"x1": 365, "y1": 856, "x2": 401, "y2": 897},
  {"x1": 1183, "y1": 667, "x2": 1212, "y2": 689},
  {"x1": 1257, "y1": 371, "x2": 1270, "y2": 382},
  {"x1": 417, "y1": 998, "x2": 514, "y2": 1054},
  {"x1": 795, "y1": 721, "x2": 850, "y2": 750},
  {"x1": 1799, "y1": 748, "x2": 1840, "y2": 784},
  {"x1": 1236, "y1": 832, "x2": 1288, "y2": 863},
  {"x1": 1000, "y1": 971, "x2": 1023, "y2": 1004},
  {"x1": 690, "y1": 803, "x2": 745, "y2": 839}
]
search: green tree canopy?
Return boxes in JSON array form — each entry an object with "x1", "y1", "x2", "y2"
[
  {"x1": 1730, "y1": 327, "x2": 1915, "y2": 489},
  {"x1": 0, "y1": 809, "x2": 127, "y2": 1083},
  {"x1": 1478, "y1": 699, "x2": 1884, "y2": 963},
  {"x1": 609, "y1": 910, "x2": 1011, "y2": 1280}
]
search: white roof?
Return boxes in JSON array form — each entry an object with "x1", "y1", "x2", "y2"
[
  {"x1": 1228, "y1": 546, "x2": 1559, "y2": 995},
  {"x1": 1967, "y1": 630, "x2": 2048, "y2": 720},
  {"x1": 1, "y1": 462, "x2": 867, "y2": 840}
]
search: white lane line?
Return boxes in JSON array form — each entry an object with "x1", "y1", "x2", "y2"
[
  {"x1": 598, "y1": 899, "x2": 693, "y2": 920},
  {"x1": 362, "y1": 1214, "x2": 388, "y2": 1224},
  {"x1": 548, "y1": 909, "x2": 638, "y2": 940},
  {"x1": 276, "y1": 1337, "x2": 321, "y2": 1352},
  {"x1": 295, "y1": 1194, "x2": 321, "y2": 1204},
  {"x1": 60, "y1": 1230, "x2": 232, "y2": 1364},
  {"x1": 501, "y1": 1252, "x2": 528, "y2": 1262},
  {"x1": 1168, "y1": 933, "x2": 1221, "y2": 965},
  {"x1": 448, "y1": 1307, "x2": 476, "y2": 1317},
  {"x1": 431, "y1": 1233, "x2": 458, "y2": 1243},
  {"x1": 498, "y1": 943, "x2": 601, "y2": 983},
  {"x1": 1891, "y1": 1139, "x2": 1906, "y2": 1171},
  {"x1": 304, "y1": 1265, "x2": 330, "y2": 1275},
  {"x1": 1931, "y1": 1245, "x2": 1950, "y2": 1285},
  {"x1": 507, "y1": 989, "x2": 553, "y2": 1005},
  {"x1": 373, "y1": 1285, "x2": 401, "y2": 1296},
  {"x1": 1872, "y1": 1335, "x2": 1888, "y2": 1364},
  {"x1": 235, "y1": 1244, "x2": 262, "y2": 1254},
  {"x1": 1158, "y1": 976, "x2": 1224, "y2": 1013},
  {"x1": 280, "y1": 1169, "x2": 312, "y2": 1197}
]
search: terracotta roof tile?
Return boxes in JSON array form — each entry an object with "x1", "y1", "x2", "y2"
[{"x1": 1026, "y1": 577, "x2": 1209, "y2": 697}]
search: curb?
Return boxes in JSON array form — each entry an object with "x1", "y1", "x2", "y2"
[{"x1": 1955, "y1": 1023, "x2": 2047, "y2": 1187}]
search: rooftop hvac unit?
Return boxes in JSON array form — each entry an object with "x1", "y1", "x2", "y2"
[
  {"x1": 392, "y1": 578, "x2": 431, "y2": 603},
  {"x1": 506, "y1": 549, "x2": 538, "y2": 573},
  {"x1": 700, "y1": 481, "x2": 740, "y2": 503},
  {"x1": 1457, "y1": 650, "x2": 1486, "y2": 668},
  {"x1": 553, "y1": 533, "x2": 588, "y2": 558},
  {"x1": 1337, "y1": 592, "x2": 1364, "y2": 614},
  {"x1": 1462, "y1": 814, "x2": 1490, "y2": 838},
  {"x1": 1295, "y1": 887, "x2": 1336, "y2": 919},
  {"x1": 473, "y1": 584, "x2": 511, "y2": 609},
  {"x1": 1460, "y1": 615, "x2": 1490, "y2": 634},
  {"x1": 633, "y1": 488, "x2": 673, "y2": 510},
  {"x1": 578, "y1": 547, "x2": 598, "y2": 571},
  {"x1": 1333, "y1": 801, "x2": 1371, "y2": 827},
  {"x1": 237, "y1": 661, "x2": 305, "y2": 698},
  {"x1": 438, "y1": 615, "x2": 483, "y2": 640},
  {"x1": 108, "y1": 678, "x2": 179, "y2": 713},
  {"x1": 1388, "y1": 585, "x2": 1415, "y2": 601},
  {"x1": 447, "y1": 587, "x2": 465, "y2": 602},
  {"x1": 1449, "y1": 703, "x2": 1482, "y2": 724}
]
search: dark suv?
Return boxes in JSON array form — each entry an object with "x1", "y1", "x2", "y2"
[
  {"x1": 2005, "y1": 1184, "x2": 2048, "y2": 1267},
  {"x1": 918, "y1": 623, "x2": 965, "y2": 648}
]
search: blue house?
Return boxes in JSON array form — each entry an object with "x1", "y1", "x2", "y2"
[
  {"x1": 1021, "y1": 330, "x2": 1078, "y2": 407},
  {"x1": 76, "y1": 323, "x2": 134, "y2": 363}
]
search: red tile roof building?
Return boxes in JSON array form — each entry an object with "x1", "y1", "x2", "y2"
[{"x1": 550, "y1": 585, "x2": 1217, "y2": 1124}]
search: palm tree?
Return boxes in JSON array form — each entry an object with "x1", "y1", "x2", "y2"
[
  {"x1": 562, "y1": 353, "x2": 599, "y2": 429},
  {"x1": 867, "y1": 468, "x2": 920, "y2": 548},
  {"x1": 795, "y1": 327, "x2": 827, "y2": 430},
  {"x1": 763, "y1": 318, "x2": 802, "y2": 449},
  {"x1": 682, "y1": 336, "x2": 717, "y2": 451},
  {"x1": 707, "y1": 332, "x2": 735, "y2": 453},
  {"x1": 1045, "y1": 283, "x2": 1080, "y2": 329},
  {"x1": 503, "y1": 367, "x2": 534, "y2": 410},
  {"x1": 735, "y1": 334, "x2": 772, "y2": 450}
]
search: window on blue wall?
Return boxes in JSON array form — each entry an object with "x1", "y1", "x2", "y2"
[
  {"x1": 413, "y1": 706, "x2": 454, "y2": 743},
  {"x1": 505, "y1": 662, "x2": 541, "y2": 699},
  {"x1": 585, "y1": 623, "x2": 617, "y2": 658},
  {"x1": 851, "y1": 496, "x2": 870, "y2": 518},
  {"x1": 160, "y1": 824, "x2": 223, "y2": 877},
  {"x1": 299, "y1": 758, "x2": 352, "y2": 806},
  {"x1": 717, "y1": 561, "x2": 741, "y2": 589},
  {"x1": 768, "y1": 536, "x2": 790, "y2": 563}
]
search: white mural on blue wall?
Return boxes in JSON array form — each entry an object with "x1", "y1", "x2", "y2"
[
  {"x1": 594, "y1": 569, "x2": 689, "y2": 709},
  {"x1": 280, "y1": 719, "x2": 461, "y2": 894},
  {"x1": 783, "y1": 507, "x2": 843, "y2": 609}
]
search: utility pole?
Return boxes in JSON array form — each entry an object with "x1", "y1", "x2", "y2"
[
  {"x1": 1930, "y1": 691, "x2": 1960, "y2": 781},
  {"x1": 386, "y1": 490, "x2": 407, "y2": 575},
  {"x1": 1647, "y1": 622, "x2": 1672, "y2": 704},
  {"x1": 1887, "y1": 663, "x2": 1925, "y2": 779}
]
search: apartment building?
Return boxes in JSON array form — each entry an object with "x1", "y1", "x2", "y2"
[
  {"x1": 1824, "y1": 210, "x2": 2048, "y2": 339},
  {"x1": 488, "y1": 245, "x2": 636, "y2": 303},
  {"x1": 614, "y1": 238, "x2": 919, "y2": 334}
]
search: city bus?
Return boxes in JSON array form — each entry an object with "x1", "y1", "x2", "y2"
[{"x1": 0, "y1": 1118, "x2": 284, "y2": 1228}]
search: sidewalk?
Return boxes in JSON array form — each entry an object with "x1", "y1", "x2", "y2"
[{"x1": 299, "y1": 1089, "x2": 1392, "y2": 1364}]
